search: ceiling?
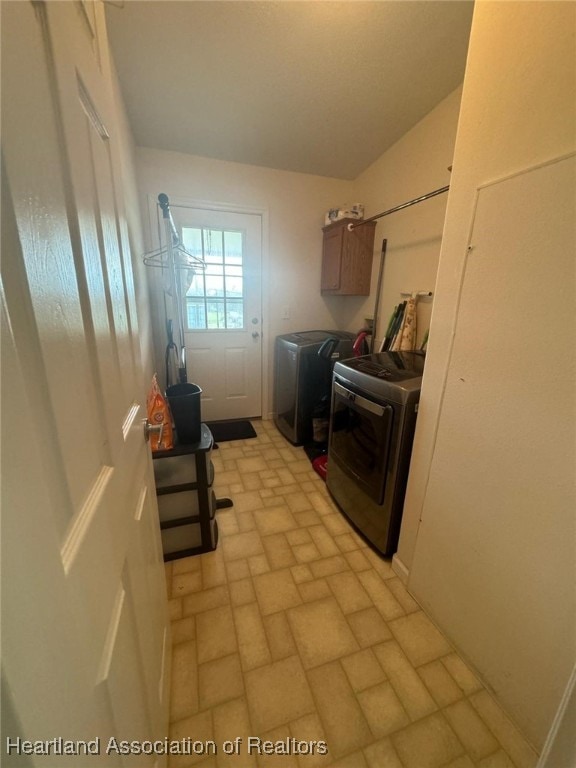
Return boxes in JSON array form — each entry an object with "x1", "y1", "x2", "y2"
[{"x1": 105, "y1": 1, "x2": 474, "y2": 180}]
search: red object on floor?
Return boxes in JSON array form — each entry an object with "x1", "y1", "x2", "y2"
[
  {"x1": 353, "y1": 331, "x2": 369, "y2": 356},
  {"x1": 312, "y1": 455, "x2": 328, "y2": 481}
]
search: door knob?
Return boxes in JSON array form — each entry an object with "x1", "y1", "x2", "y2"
[
  {"x1": 143, "y1": 418, "x2": 163, "y2": 443},
  {"x1": 252, "y1": 331, "x2": 260, "y2": 339}
]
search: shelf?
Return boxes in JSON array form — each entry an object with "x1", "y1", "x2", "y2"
[
  {"x1": 155, "y1": 461, "x2": 215, "y2": 496},
  {"x1": 152, "y1": 422, "x2": 213, "y2": 458},
  {"x1": 152, "y1": 423, "x2": 228, "y2": 561},
  {"x1": 162, "y1": 520, "x2": 219, "y2": 562},
  {"x1": 158, "y1": 488, "x2": 217, "y2": 526}
]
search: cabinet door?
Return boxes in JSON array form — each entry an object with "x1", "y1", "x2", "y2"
[
  {"x1": 338, "y1": 224, "x2": 376, "y2": 295},
  {"x1": 321, "y1": 220, "x2": 376, "y2": 295},
  {"x1": 321, "y1": 225, "x2": 344, "y2": 291}
]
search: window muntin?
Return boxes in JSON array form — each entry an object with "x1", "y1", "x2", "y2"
[{"x1": 182, "y1": 227, "x2": 244, "y2": 330}]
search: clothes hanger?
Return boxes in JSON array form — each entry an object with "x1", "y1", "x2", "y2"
[{"x1": 142, "y1": 194, "x2": 206, "y2": 271}]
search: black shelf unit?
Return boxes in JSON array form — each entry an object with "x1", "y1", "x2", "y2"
[{"x1": 152, "y1": 423, "x2": 232, "y2": 561}]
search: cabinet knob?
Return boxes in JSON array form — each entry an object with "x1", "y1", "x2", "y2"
[{"x1": 252, "y1": 331, "x2": 260, "y2": 339}]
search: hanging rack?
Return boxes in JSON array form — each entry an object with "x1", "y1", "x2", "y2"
[
  {"x1": 347, "y1": 185, "x2": 450, "y2": 231},
  {"x1": 143, "y1": 243, "x2": 205, "y2": 270},
  {"x1": 400, "y1": 290, "x2": 433, "y2": 298},
  {"x1": 142, "y1": 195, "x2": 206, "y2": 271},
  {"x1": 142, "y1": 193, "x2": 201, "y2": 384}
]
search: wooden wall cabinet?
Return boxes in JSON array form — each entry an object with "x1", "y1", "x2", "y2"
[{"x1": 321, "y1": 218, "x2": 377, "y2": 295}]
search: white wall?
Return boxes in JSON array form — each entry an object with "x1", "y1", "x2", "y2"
[
  {"x1": 345, "y1": 87, "x2": 462, "y2": 350},
  {"x1": 398, "y1": 0, "x2": 576, "y2": 751},
  {"x1": 136, "y1": 148, "x2": 355, "y2": 416},
  {"x1": 135, "y1": 89, "x2": 462, "y2": 417}
]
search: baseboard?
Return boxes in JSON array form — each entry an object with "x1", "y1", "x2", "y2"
[{"x1": 391, "y1": 553, "x2": 409, "y2": 585}]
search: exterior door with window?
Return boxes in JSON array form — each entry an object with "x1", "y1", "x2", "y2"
[{"x1": 172, "y1": 206, "x2": 263, "y2": 422}]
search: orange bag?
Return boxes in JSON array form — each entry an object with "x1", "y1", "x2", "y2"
[{"x1": 146, "y1": 374, "x2": 174, "y2": 451}]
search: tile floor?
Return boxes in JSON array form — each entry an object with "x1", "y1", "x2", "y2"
[{"x1": 164, "y1": 420, "x2": 539, "y2": 768}]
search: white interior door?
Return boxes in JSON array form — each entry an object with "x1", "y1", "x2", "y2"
[
  {"x1": 163, "y1": 205, "x2": 263, "y2": 422},
  {"x1": 1, "y1": 2, "x2": 169, "y2": 763}
]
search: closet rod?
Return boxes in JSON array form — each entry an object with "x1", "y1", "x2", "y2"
[{"x1": 347, "y1": 185, "x2": 450, "y2": 230}]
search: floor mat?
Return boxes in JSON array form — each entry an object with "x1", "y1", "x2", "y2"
[{"x1": 206, "y1": 420, "x2": 257, "y2": 443}]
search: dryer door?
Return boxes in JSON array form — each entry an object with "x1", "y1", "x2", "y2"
[{"x1": 329, "y1": 379, "x2": 393, "y2": 504}]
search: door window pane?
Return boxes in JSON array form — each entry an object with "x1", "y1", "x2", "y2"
[
  {"x1": 224, "y1": 231, "x2": 243, "y2": 265},
  {"x1": 187, "y1": 300, "x2": 206, "y2": 330},
  {"x1": 205, "y1": 265, "x2": 224, "y2": 297},
  {"x1": 206, "y1": 300, "x2": 225, "y2": 329},
  {"x1": 204, "y1": 229, "x2": 223, "y2": 264},
  {"x1": 182, "y1": 227, "x2": 203, "y2": 259},
  {"x1": 226, "y1": 300, "x2": 243, "y2": 329},
  {"x1": 183, "y1": 226, "x2": 245, "y2": 330},
  {"x1": 225, "y1": 266, "x2": 243, "y2": 298}
]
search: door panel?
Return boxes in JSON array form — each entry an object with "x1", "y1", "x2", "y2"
[
  {"x1": 1, "y1": 6, "x2": 106, "y2": 522},
  {"x1": 1, "y1": 1, "x2": 168, "y2": 761}
]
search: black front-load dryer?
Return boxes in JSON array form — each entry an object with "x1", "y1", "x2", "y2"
[{"x1": 327, "y1": 351, "x2": 424, "y2": 556}]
